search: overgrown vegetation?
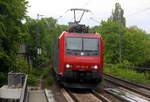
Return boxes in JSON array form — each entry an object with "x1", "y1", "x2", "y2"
[
  {"x1": 104, "y1": 64, "x2": 150, "y2": 83},
  {"x1": 46, "y1": 77, "x2": 53, "y2": 86},
  {"x1": 27, "y1": 68, "x2": 51, "y2": 86},
  {"x1": 25, "y1": 18, "x2": 68, "y2": 86},
  {"x1": 27, "y1": 74, "x2": 38, "y2": 86}
]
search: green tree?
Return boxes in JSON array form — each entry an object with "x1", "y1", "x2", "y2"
[
  {"x1": 0, "y1": 0, "x2": 28, "y2": 72},
  {"x1": 122, "y1": 26, "x2": 150, "y2": 65},
  {"x1": 25, "y1": 17, "x2": 68, "y2": 68},
  {"x1": 108, "y1": 3, "x2": 126, "y2": 27},
  {"x1": 0, "y1": 0, "x2": 28, "y2": 85},
  {"x1": 95, "y1": 21, "x2": 125, "y2": 63},
  {"x1": 94, "y1": 21, "x2": 150, "y2": 65}
]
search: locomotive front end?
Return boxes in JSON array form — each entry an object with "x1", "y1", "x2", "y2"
[{"x1": 59, "y1": 32, "x2": 104, "y2": 89}]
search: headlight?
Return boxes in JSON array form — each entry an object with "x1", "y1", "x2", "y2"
[
  {"x1": 91, "y1": 65, "x2": 98, "y2": 69},
  {"x1": 66, "y1": 64, "x2": 72, "y2": 68}
]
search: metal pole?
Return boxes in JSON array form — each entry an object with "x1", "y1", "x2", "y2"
[
  {"x1": 36, "y1": 14, "x2": 43, "y2": 68},
  {"x1": 73, "y1": 10, "x2": 76, "y2": 23},
  {"x1": 119, "y1": 30, "x2": 122, "y2": 63},
  {"x1": 79, "y1": 11, "x2": 85, "y2": 23}
]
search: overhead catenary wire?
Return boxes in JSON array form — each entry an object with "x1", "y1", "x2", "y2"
[
  {"x1": 81, "y1": 0, "x2": 101, "y2": 24},
  {"x1": 82, "y1": 0, "x2": 92, "y2": 8},
  {"x1": 56, "y1": 10, "x2": 69, "y2": 20},
  {"x1": 126, "y1": 6, "x2": 150, "y2": 17},
  {"x1": 56, "y1": 0, "x2": 93, "y2": 22},
  {"x1": 56, "y1": 1, "x2": 150, "y2": 27}
]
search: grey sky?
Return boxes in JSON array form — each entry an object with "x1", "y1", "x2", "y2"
[{"x1": 27, "y1": 0, "x2": 150, "y2": 33}]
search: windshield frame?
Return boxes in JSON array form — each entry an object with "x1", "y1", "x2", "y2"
[{"x1": 65, "y1": 37, "x2": 100, "y2": 52}]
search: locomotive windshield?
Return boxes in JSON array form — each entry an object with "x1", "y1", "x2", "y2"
[
  {"x1": 83, "y1": 38, "x2": 99, "y2": 51},
  {"x1": 66, "y1": 37, "x2": 99, "y2": 56},
  {"x1": 66, "y1": 37, "x2": 82, "y2": 50}
]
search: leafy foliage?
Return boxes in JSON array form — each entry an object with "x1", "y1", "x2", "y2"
[
  {"x1": 27, "y1": 74, "x2": 38, "y2": 86},
  {"x1": 16, "y1": 58, "x2": 29, "y2": 73},
  {"x1": 122, "y1": 26, "x2": 150, "y2": 64},
  {"x1": 25, "y1": 17, "x2": 68, "y2": 68},
  {"x1": 93, "y1": 21, "x2": 150, "y2": 65},
  {"x1": 0, "y1": 0, "x2": 28, "y2": 73}
]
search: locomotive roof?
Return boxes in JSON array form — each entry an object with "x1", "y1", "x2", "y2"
[{"x1": 59, "y1": 31, "x2": 102, "y2": 39}]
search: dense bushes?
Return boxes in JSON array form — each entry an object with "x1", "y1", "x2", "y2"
[
  {"x1": 16, "y1": 58, "x2": 29, "y2": 73},
  {"x1": 27, "y1": 68, "x2": 51, "y2": 86},
  {"x1": 27, "y1": 74, "x2": 38, "y2": 86}
]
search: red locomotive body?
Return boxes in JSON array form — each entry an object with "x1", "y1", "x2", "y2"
[{"x1": 53, "y1": 31, "x2": 104, "y2": 89}]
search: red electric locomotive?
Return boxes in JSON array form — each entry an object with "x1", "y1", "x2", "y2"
[{"x1": 52, "y1": 9, "x2": 104, "y2": 89}]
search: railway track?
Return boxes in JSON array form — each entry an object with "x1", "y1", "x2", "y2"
[
  {"x1": 60, "y1": 73, "x2": 150, "y2": 102},
  {"x1": 103, "y1": 73, "x2": 150, "y2": 100},
  {"x1": 61, "y1": 88, "x2": 111, "y2": 102}
]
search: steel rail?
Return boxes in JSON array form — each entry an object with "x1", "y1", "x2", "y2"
[
  {"x1": 92, "y1": 90, "x2": 112, "y2": 102},
  {"x1": 103, "y1": 74, "x2": 150, "y2": 98},
  {"x1": 104, "y1": 89, "x2": 133, "y2": 102},
  {"x1": 62, "y1": 88, "x2": 112, "y2": 102},
  {"x1": 61, "y1": 88, "x2": 79, "y2": 102}
]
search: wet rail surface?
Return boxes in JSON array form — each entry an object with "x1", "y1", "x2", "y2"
[{"x1": 103, "y1": 73, "x2": 150, "y2": 99}]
